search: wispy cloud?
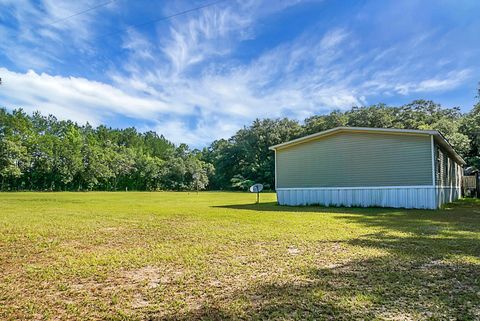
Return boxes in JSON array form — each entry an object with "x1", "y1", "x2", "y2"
[
  {"x1": 0, "y1": 67, "x2": 177, "y2": 125},
  {"x1": 109, "y1": 6, "x2": 475, "y2": 144},
  {"x1": 0, "y1": 0, "x2": 477, "y2": 146},
  {"x1": 395, "y1": 69, "x2": 472, "y2": 95},
  {"x1": 160, "y1": 5, "x2": 251, "y2": 74},
  {"x1": 0, "y1": 0, "x2": 116, "y2": 69}
]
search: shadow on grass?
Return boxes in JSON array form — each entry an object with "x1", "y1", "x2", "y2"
[
  {"x1": 149, "y1": 200, "x2": 480, "y2": 320},
  {"x1": 152, "y1": 256, "x2": 480, "y2": 320},
  {"x1": 215, "y1": 199, "x2": 480, "y2": 235},
  {"x1": 213, "y1": 201, "x2": 403, "y2": 214},
  {"x1": 335, "y1": 198, "x2": 480, "y2": 235},
  {"x1": 215, "y1": 198, "x2": 480, "y2": 213}
]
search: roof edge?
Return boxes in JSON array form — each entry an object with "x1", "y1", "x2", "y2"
[
  {"x1": 269, "y1": 127, "x2": 466, "y2": 165},
  {"x1": 269, "y1": 127, "x2": 437, "y2": 150}
]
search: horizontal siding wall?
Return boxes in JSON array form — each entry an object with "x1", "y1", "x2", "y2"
[
  {"x1": 433, "y1": 142, "x2": 463, "y2": 207},
  {"x1": 434, "y1": 142, "x2": 462, "y2": 188},
  {"x1": 276, "y1": 132, "x2": 432, "y2": 188},
  {"x1": 277, "y1": 187, "x2": 437, "y2": 209}
]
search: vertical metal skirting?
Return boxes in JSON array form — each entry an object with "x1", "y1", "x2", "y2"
[
  {"x1": 435, "y1": 186, "x2": 461, "y2": 208},
  {"x1": 276, "y1": 186, "x2": 454, "y2": 209}
]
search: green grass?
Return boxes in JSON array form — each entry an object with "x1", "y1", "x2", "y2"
[{"x1": 0, "y1": 192, "x2": 479, "y2": 320}]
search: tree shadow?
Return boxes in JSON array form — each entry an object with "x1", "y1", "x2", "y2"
[
  {"x1": 148, "y1": 200, "x2": 480, "y2": 320},
  {"x1": 213, "y1": 201, "x2": 403, "y2": 215},
  {"x1": 151, "y1": 283, "x2": 365, "y2": 320},
  {"x1": 150, "y1": 254, "x2": 480, "y2": 320},
  {"x1": 335, "y1": 198, "x2": 480, "y2": 235},
  {"x1": 214, "y1": 199, "x2": 480, "y2": 235}
]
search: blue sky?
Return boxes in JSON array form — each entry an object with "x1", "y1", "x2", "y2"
[{"x1": 0, "y1": 0, "x2": 479, "y2": 147}]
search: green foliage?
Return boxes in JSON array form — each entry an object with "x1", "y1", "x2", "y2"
[
  {"x1": 230, "y1": 174, "x2": 255, "y2": 190},
  {"x1": 204, "y1": 118, "x2": 302, "y2": 190},
  {"x1": 203, "y1": 99, "x2": 477, "y2": 190},
  {"x1": 0, "y1": 138, "x2": 28, "y2": 188},
  {"x1": 460, "y1": 103, "x2": 480, "y2": 168},
  {"x1": 1, "y1": 92, "x2": 479, "y2": 191},
  {"x1": 0, "y1": 109, "x2": 210, "y2": 191}
]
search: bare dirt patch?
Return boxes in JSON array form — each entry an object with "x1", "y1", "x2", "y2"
[{"x1": 125, "y1": 265, "x2": 162, "y2": 289}]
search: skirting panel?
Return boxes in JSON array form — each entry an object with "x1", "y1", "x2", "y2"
[
  {"x1": 436, "y1": 186, "x2": 461, "y2": 208},
  {"x1": 276, "y1": 187, "x2": 439, "y2": 209}
]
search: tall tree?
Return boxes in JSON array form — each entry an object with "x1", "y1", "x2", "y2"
[
  {"x1": 0, "y1": 138, "x2": 28, "y2": 190},
  {"x1": 1, "y1": 89, "x2": 479, "y2": 192},
  {"x1": 460, "y1": 87, "x2": 480, "y2": 168}
]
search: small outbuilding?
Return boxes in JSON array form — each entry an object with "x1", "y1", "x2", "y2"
[{"x1": 269, "y1": 127, "x2": 465, "y2": 209}]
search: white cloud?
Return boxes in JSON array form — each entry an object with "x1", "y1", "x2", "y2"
[
  {"x1": 392, "y1": 70, "x2": 471, "y2": 95},
  {"x1": 159, "y1": 2, "x2": 253, "y2": 74},
  {"x1": 148, "y1": 117, "x2": 242, "y2": 147},
  {"x1": 0, "y1": 0, "x2": 475, "y2": 147},
  {"x1": 109, "y1": 10, "x2": 474, "y2": 145},
  {"x1": 414, "y1": 70, "x2": 471, "y2": 92},
  {"x1": 320, "y1": 28, "x2": 349, "y2": 49},
  {"x1": 0, "y1": 68, "x2": 180, "y2": 125},
  {"x1": 0, "y1": 0, "x2": 116, "y2": 69}
]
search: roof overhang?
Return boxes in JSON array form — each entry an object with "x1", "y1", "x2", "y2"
[{"x1": 269, "y1": 127, "x2": 466, "y2": 165}]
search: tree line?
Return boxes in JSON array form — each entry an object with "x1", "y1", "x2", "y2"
[
  {"x1": 1, "y1": 97, "x2": 479, "y2": 191},
  {"x1": 0, "y1": 110, "x2": 213, "y2": 191}
]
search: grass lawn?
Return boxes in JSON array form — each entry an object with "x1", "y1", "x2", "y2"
[{"x1": 0, "y1": 192, "x2": 479, "y2": 320}]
